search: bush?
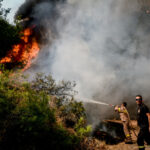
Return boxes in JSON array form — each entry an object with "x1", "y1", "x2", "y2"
[
  {"x1": 31, "y1": 73, "x2": 87, "y2": 128},
  {"x1": 75, "y1": 117, "x2": 92, "y2": 139},
  {"x1": 0, "y1": 70, "x2": 81, "y2": 150}
]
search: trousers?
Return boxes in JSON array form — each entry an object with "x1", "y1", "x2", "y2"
[
  {"x1": 137, "y1": 127, "x2": 150, "y2": 150},
  {"x1": 122, "y1": 121, "x2": 131, "y2": 139}
]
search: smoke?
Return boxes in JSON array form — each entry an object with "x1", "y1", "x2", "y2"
[
  {"x1": 22, "y1": 0, "x2": 150, "y2": 121},
  {"x1": 15, "y1": 0, "x2": 65, "y2": 45},
  {"x1": 39, "y1": 0, "x2": 150, "y2": 100},
  {"x1": 15, "y1": 0, "x2": 64, "y2": 19}
]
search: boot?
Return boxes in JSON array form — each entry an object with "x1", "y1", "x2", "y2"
[{"x1": 138, "y1": 148, "x2": 145, "y2": 150}]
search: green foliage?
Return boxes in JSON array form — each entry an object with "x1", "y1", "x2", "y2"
[
  {"x1": 63, "y1": 100, "x2": 86, "y2": 119},
  {"x1": 0, "y1": 69, "x2": 93, "y2": 150},
  {"x1": 60, "y1": 99, "x2": 86, "y2": 127},
  {"x1": 0, "y1": 70, "x2": 81, "y2": 150},
  {"x1": 75, "y1": 117, "x2": 92, "y2": 139}
]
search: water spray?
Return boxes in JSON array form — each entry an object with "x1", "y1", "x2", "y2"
[{"x1": 76, "y1": 97, "x2": 115, "y2": 107}]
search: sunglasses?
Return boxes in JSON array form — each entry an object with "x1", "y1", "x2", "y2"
[{"x1": 136, "y1": 99, "x2": 142, "y2": 101}]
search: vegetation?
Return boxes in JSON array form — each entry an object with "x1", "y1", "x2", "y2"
[
  {"x1": 0, "y1": 68, "x2": 92, "y2": 150},
  {"x1": 0, "y1": 0, "x2": 21, "y2": 59}
]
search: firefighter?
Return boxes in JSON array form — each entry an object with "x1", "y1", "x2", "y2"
[
  {"x1": 115, "y1": 102, "x2": 132, "y2": 144},
  {"x1": 136, "y1": 95, "x2": 150, "y2": 150}
]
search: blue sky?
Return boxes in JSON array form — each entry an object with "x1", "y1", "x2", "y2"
[{"x1": 2, "y1": 0, "x2": 25, "y2": 23}]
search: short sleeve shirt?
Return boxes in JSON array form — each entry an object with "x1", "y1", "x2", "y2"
[{"x1": 137, "y1": 103, "x2": 149, "y2": 128}]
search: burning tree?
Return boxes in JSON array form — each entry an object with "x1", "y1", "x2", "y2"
[
  {"x1": 0, "y1": 27, "x2": 40, "y2": 70},
  {"x1": 0, "y1": 0, "x2": 67, "y2": 71},
  {"x1": 0, "y1": 0, "x2": 21, "y2": 61}
]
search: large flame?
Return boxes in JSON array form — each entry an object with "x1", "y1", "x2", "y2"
[{"x1": 0, "y1": 28, "x2": 40, "y2": 71}]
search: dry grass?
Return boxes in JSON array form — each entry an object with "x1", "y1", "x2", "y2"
[{"x1": 80, "y1": 138, "x2": 108, "y2": 150}]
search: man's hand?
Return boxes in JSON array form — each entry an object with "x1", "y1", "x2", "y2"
[{"x1": 114, "y1": 105, "x2": 119, "y2": 111}]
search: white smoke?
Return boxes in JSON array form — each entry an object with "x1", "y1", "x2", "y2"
[{"x1": 32, "y1": 0, "x2": 150, "y2": 107}]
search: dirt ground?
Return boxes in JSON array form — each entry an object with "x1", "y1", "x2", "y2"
[
  {"x1": 105, "y1": 142, "x2": 150, "y2": 150},
  {"x1": 86, "y1": 120, "x2": 150, "y2": 150},
  {"x1": 102, "y1": 120, "x2": 150, "y2": 150}
]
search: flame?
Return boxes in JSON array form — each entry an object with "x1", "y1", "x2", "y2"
[{"x1": 0, "y1": 28, "x2": 40, "y2": 71}]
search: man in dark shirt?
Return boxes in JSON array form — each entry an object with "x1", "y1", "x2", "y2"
[{"x1": 136, "y1": 95, "x2": 150, "y2": 150}]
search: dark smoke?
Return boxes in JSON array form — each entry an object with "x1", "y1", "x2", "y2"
[
  {"x1": 16, "y1": 0, "x2": 65, "y2": 19},
  {"x1": 15, "y1": 0, "x2": 65, "y2": 44}
]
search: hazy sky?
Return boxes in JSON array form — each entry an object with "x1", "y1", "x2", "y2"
[{"x1": 2, "y1": 0, "x2": 25, "y2": 23}]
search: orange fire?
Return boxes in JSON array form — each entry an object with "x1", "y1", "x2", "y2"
[{"x1": 0, "y1": 28, "x2": 40, "y2": 71}]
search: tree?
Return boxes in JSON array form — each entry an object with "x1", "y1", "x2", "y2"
[{"x1": 0, "y1": 0, "x2": 21, "y2": 59}]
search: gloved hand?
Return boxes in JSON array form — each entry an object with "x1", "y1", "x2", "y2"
[{"x1": 114, "y1": 105, "x2": 119, "y2": 111}]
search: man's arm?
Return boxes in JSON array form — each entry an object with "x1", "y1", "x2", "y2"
[
  {"x1": 146, "y1": 113, "x2": 150, "y2": 132},
  {"x1": 114, "y1": 105, "x2": 127, "y2": 113}
]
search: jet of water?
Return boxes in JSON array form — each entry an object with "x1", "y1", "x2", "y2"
[{"x1": 76, "y1": 97, "x2": 115, "y2": 107}]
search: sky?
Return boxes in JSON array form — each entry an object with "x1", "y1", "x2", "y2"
[{"x1": 2, "y1": 0, "x2": 25, "y2": 23}]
